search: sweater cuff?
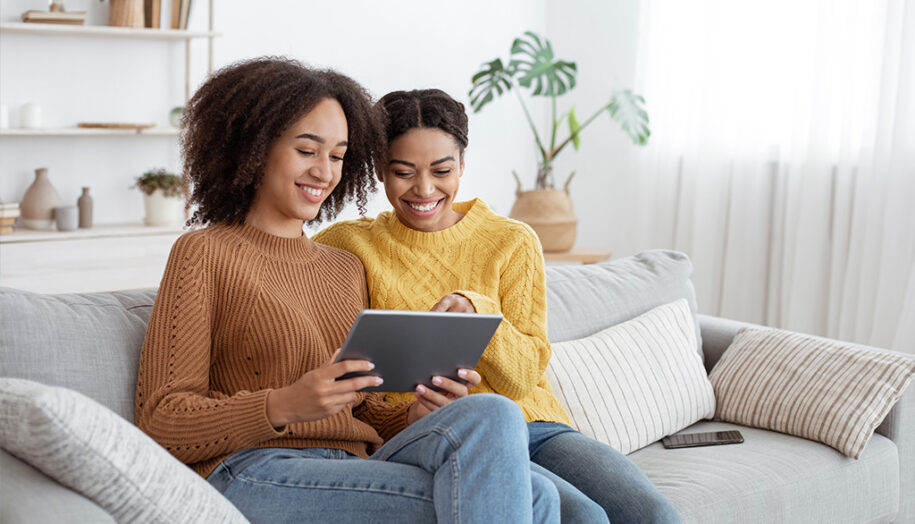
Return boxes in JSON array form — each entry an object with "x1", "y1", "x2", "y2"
[
  {"x1": 454, "y1": 290, "x2": 500, "y2": 315},
  {"x1": 378, "y1": 401, "x2": 412, "y2": 442},
  {"x1": 229, "y1": 389, "x2": 287, "y2": 445}
]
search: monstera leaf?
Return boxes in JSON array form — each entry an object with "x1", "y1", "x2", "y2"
[
  {"x1": 469, "y1": 58, "x2": 514, "y2": 113},
  {"x1": 509, "y1": 31, "x2": 577, "y2": 97},
  {"x1": 607, "y1": 89, "x2": 650, "y2": 145}
]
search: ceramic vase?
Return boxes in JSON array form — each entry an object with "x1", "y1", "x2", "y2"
[
  {"x1": 20, "y1": 168, "x2": 62, "y2": 230},
  {"x1": 77, "y1": 187, "x2": 93, "y2": 228},
  {"x1": 143, "y1": 190, "x2": 183, "y2": 227}
]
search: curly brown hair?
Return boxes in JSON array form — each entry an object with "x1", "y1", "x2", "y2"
[
  {"x1": 181, "y1": 57, "x2": 384, "y2": 226},
  {"x1": 375, "y1": 89, "x2": 469, "y2": 156}
]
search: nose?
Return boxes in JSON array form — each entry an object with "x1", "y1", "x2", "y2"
[
  {"x1": 413, "y1": 173, "x2": 435, "y2": 197},
  {"x1": 308, "y1": 155, "x2": 334, "y2": 183}
]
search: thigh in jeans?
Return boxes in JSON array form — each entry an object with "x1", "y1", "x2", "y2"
[{"x1": 208, "y1": 447, "x2": 435, "y2": 524}]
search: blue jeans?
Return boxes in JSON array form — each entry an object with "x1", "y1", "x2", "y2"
[
  {"x1": 529, "y1": 422, "x2": 680, "y2": 524},
  {"x1": 207, "y1": 395, "x2": 560, "y2": 523}
]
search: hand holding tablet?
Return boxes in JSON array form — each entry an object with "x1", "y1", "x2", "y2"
[{"x1": 334, "y1": 309, "x2": 503, "y2": 393}]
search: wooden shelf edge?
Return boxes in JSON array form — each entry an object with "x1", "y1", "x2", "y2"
[
  {"x1": 0, "y1": 22, "x2": 220, "y2": 40},
  {"x1": 0, "y1": 223, "x2": 186, "y2": 244}
]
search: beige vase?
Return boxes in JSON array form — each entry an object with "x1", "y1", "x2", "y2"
[
  {"x1": 20, "y1": 167, "x2": 62, "y2": 230},
  {"x1": 108, "y1": 0, "x2": 144, "y2": 28},
  {"x1": 509, "y1": 173, "x2": 577, "y2": 253}
]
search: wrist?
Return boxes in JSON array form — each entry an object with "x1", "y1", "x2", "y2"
[
  {"x1": 406, "y1": 402, "x2": 419, "y2": 425},
  {"x1": 266, "y1": 387, "x2": 292, "y2": 428}
]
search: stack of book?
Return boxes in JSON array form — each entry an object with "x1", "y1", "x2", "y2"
[
  {"x1": 0, "y1": 203, "x2": 20, "y2": 235},
  {"x1": 21, "y1": 10, "x2": 88, "y2": 25}
]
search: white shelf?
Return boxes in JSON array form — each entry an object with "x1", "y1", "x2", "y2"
[
  {"x1": 0, "y1": 22, "x2": 219, "y2": 40},
  {"x1": 0, "y1": 127, "x2": 179, "y2": 136},
  {"x1": 0, "y1": 223, "x2": 186, "y2": 244}
]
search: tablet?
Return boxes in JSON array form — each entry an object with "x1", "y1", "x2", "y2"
[{"x1": 334, "y1": 309, "x2": 503, "y2": 392}]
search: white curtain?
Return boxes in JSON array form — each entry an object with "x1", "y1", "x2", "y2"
[{"x1": 632, "y1": 0, "x2": 915, "y2": 352}]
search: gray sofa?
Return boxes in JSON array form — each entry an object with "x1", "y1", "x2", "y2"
[{"x1": 1, "y1": 250, "x2": 911, "y2": 523}]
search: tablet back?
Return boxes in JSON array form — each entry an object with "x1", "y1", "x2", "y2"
[{"x1": 336, "y1": 309, "x2": 503, "y2": 392}]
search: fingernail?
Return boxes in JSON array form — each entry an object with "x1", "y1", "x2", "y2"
[
  {"x1": 432, "y1": 376, "x2": 443, "y2": 385},
  {"x1": 367, "y1": 362, "x2": 375, "y2": 370},
  {"x1": 416, "y1": 385, "x2": 426, "y2": 394},
  {"x1": 457, "y1": 369, "x2": 468, "y2": 378},
  {"x1": 374, "y1": 377, "x2": 383, "y2": 385}
]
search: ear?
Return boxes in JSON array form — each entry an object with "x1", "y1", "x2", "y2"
[{"x1": 459, "y1": 156, "x2": 465, "y2": 178}]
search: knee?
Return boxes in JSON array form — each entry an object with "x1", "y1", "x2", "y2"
[
  {"x1": 530, "y1": 472, "x2": 561, "y2": 523},
  {"x1": 453, "y1": 394, "x2": 525, "y2": 434},
  {"x1": 639, "y1": 494, "x2": 680, "y2": 524}
]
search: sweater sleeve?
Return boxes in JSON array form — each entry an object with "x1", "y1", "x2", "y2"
[
  {"x1": 135, "y1": 233, "x2": 283, "y2": 465},
  {"x1": 353, "y1": 394, "x2": 412, "y2": 442},
  {"x1": 454, "y1": 228, "x2": 551, "y2": 401}
]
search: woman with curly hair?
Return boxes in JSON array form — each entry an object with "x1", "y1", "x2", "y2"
[
  {"x1": 135, "y1": 58, "x2": 560, "y2": 524},
  {"x1": 315, "y1": 88, "x2": 681, "y2": 523}
]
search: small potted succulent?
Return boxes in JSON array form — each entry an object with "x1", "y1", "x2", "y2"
[{"x1": 133, "y1": 168, "x2": 184, "y2": 226}]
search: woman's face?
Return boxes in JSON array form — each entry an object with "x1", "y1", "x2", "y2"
[
  {"x1": 381, "y1": 127, "x2": 464, "y2": 233},
  {"x1": 246, "y1": 98, "x2": 348, "y2": 237}
]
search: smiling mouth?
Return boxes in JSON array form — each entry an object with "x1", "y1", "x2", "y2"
[
  {"x1": 405, "y1": 199, "x2": 442, "y2": 213},
  {"x1": 296, "y1": 183, "x2": 325, "y2": 203}
]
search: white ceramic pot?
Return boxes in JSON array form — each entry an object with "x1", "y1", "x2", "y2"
[{"x1": 143, "y1": 191, "x2": 184, "y2": 227}]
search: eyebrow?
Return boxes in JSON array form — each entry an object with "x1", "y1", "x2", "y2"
[
  {"x1": 389, "y1": 156, "x2": 455, "y2": 168},
  {"x1": 296, "y1": 133, "x2": 348, "y2": 147}
]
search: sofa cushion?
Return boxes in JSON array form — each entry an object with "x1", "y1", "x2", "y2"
[
  {"x1": 544, "y1": 249, "x2": 702, "y2": 359},
  {"x1": 0, "y1": 287, "x2": 156, "y2": 420},
  {"x1": 629, "y1": 421, "x2": 899, "y2": 524},
  {"x1": 0, "y1": 378, "x2": 248, "y2": 524},
  {"x1": 547, "y1": 300, "x2": 714, "y2": 454},
  {"x1": 0, "y1": 447, "x2": 114, "y2": 524},
  {"x1": 710, "y1": 328, "x2": 915, "y2": 459}
]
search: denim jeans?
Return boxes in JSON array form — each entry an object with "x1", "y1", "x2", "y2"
[
  {"x1": 529, "y1": 422, "x2": 680, "y2": 524},
  {"x1": 207, "y1": 394, "x2": 560, "y2": 524}
]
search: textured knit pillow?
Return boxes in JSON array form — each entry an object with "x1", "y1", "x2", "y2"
[
  {"x1": 0, "y1": 378, "x2": 248, "y2": 524},
  {"x1": 546, "y1": 299, "x2": 715, "y2": 454},
  {"x1": 709, "y1": 328, "x2": 915, "y2": 459}
]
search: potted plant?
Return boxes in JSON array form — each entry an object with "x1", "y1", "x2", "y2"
[
  {"x1": 469, "y1": 31, "x2": 650, "y2": 251},
  {"x1": 133, "y1": 168, "x2": 184, "y2": 227}
]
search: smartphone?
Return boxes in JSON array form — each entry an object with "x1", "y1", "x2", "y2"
[{"x1": 662, "y1": 430, "x2": 744, "y2": 449}]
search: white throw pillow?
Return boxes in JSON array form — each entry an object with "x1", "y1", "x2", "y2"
[
  {"x1": 710, "y1": 327, "x2": 915, "y2": 459},
  {"x1": 546, "y1": 299, "x2": 715, "y2": 454},
  {"x1": 0, "y1": 378, "x2": 248, "y2": 524}
]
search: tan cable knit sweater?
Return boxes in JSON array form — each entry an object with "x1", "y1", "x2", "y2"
[{"x1": 135, "y1": 223, "x2": 410, "y2": 478}]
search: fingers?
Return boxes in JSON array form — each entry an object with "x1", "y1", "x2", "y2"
[
  {"x1": 322, "y1": 347, "x2": 344, "y2": 367},
  {"x1": 414, "y1": 383, "x2": 452, "y2": 410},
  {"x1": 430, "y1": 296, "x2": 451, "y2": 312},
  {"x1": 430, "y1": 294, "x2": 476, "y2": 313},
  {"x1": 332, "y1": 374, "x2": 383, "y2": 393},
  {"x1": 325, "y1": 358, "x2": 375, "y2": 379},
  {"x1": 426, "y1": 376, "x2": 468, "y2": 397},
  {"x1": 457, "y1": 368, "x2": 482, "y2": 388}
]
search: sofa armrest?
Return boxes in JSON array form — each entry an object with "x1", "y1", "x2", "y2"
[
  {"x1": 0, "y1": 447, "x2": 114, "y2": 524},
  {"x1": 698, "y1": 313, "x2": 915, "y2": 523}
]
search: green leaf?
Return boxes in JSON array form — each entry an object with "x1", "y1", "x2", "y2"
[
  {"x1": 468, "y1": 58, "x2": 514, "y2": 113},
  {"x1": 568, "y1": 107, "x2": 581, "y2": 150},
  {"x1": 509, "y1": 31, "x2": 577, "y2": 97},
  {"x1": 607, "y1": 89, "x2": 651, "y2": 145}
]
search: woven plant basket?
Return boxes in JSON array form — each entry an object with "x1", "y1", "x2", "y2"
[{"x1": 509, "y1": 187, "x2": 577, "y2": 253}]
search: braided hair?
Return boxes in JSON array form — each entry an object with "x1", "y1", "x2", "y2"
[
  {"x1": 181, "y1": 56, "x2": 384, "y2": 226},
  {"x1": 375, "y1": 89, "x2": 469, "y2": 156}
]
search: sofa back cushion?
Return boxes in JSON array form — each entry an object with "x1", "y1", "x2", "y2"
[
  {"x1": 545, "y1": 249, "x2": 702, "y2": 358},
  {"x1": 0, "y1": 287, "x2": 156, "y2": 421}
]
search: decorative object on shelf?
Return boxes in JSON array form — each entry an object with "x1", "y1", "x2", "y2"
[
  {"x1": 469, "y1": 31, "x2": 650, "y2": 252},
  {"x1": 21, "y1": 9, "x2": 87, "y2": 25},
  {"x1": 20, "y1": 167, "x2": 62, "y2": 230},
  {"x1": 77, "y1": 122, "x2": 155, "y2": 130},
  {"x1": 0, "y1": 202, "x2": 20, "y2": 235},
  {"x1": 19, "y1": 102, "x2": 42, "y2": 129},
  {"x1": 54, "y1": 205, "x2": 79, "y2": 231},
  {"x1": 107, "y1": 0, "x2": 144, "y2": 28},
  {"x1": 168, "y1": 106, "x2": 184, "y2": 128},
  {"x1": 144, "y1": 0, "x2": 161, "y2": 28},
  {"x1": 133, "y1": 168, "x2": 184, "y2": 227},
  {"x1": 77, "y1": 187, "x2": 93, "y2": 229}
]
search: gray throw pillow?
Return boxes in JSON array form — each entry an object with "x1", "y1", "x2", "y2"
[
  {"x1": 0, "y1": 378, "x2": 248, "y2": 524},
  {"x1": 545, "y1": 249, "x2": 702, "y2": 358}
]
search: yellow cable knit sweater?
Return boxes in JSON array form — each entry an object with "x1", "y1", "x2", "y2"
[
  {"x1": 135, "y1": 223, "x2": 410, "y2": 478},
  {"x1": 314, "y1": 199, "x2": 570, "y2": 425}
]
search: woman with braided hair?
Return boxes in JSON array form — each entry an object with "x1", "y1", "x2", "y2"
[
  {"x1": 135, "y1": 59, "x2": 560, "y2": 524},
  {"x1": 315, "y1": 88, "x2": 681, "y2": 523}
]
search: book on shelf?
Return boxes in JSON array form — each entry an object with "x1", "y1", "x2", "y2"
[
  {"x1": 0, "y1": 225, "x2": 14, "y2": 235},
  {"x1": 21, "y1": 10, "x2": 88, "y2": 25},
  {"x1": 0, "y1": 217, "x2": 16, "y2": 226},
  {"x1": 0, "y1": 202, "x2": 20, "y2": 210},
  {"x1": 145, "y1": 0, "x2": 162, "y2": 28},
  {"x1": 169, "y1": 0, "x2": 192, "y2": 30},
  {"x1": 0, "y1": 206, "x2": 21, "y2": 219}
]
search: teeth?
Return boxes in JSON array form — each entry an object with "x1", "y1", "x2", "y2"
[
  {"x1": 300, "y1": 186, "x2": 322, "y2": 196},
  {"x1": 408, "y1": 201, "x2": 438, "y2": 212}
]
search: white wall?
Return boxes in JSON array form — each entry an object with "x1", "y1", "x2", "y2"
[{"x1": 0, "y1": 0, "x2": 550, "y2": 229}]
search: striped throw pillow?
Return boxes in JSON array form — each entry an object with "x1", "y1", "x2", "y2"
[
  {"x1": 546, "y1": 299, "x2": 715, "y2": 454},
  {"x1": 709, "y1": 328, "x2": 915, "y2": 459}
]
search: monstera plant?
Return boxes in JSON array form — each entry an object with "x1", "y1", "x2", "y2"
[{"x1": 469, "y1": 31, "x2": 650, "y2": 252}]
